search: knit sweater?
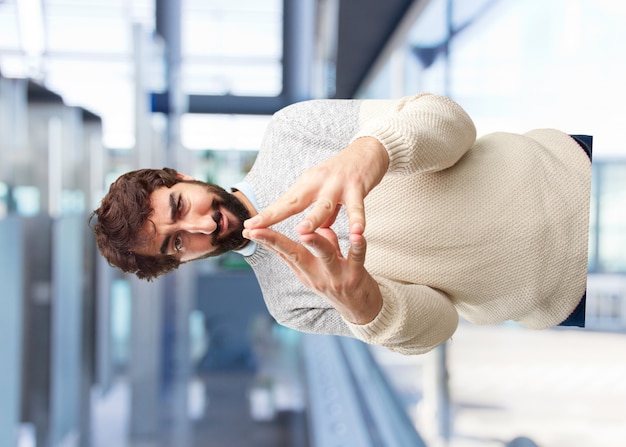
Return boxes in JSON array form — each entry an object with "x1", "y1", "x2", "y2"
[{"x1": 242, "y1": 93, "x2": 591, "y2": 355}]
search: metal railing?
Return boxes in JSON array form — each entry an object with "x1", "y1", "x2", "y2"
[{"x1": 302, "y1": 334, "x2": 427, "y2": 447}]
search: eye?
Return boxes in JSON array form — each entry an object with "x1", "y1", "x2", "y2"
[
  {"x1": 177, "y1": 195, "x2": 184, "y2": 215},
  {"x1": 173, "y1": 235, "x2": 183, "y2": 252}
]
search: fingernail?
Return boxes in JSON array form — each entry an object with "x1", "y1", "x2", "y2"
[
  {"x1": 351, "y1": 223, "x2": 364, "y2": 233},
  {"x1": 245, "y1": 216, "x2": 260, "y2": 228},
  {"x1": 297, "y1": 220, "x2": 313, "y2": 233}
]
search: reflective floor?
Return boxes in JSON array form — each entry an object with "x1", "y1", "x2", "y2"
[
  {"x1": 90, "y1": 322, "x2": 626, "y2": 447},
  {"x1": 92, "y1": 372, "x2": 306, "y2": 447},
  {"x1": 374, "y1": 323, "x2": 626, "y2": 447}
]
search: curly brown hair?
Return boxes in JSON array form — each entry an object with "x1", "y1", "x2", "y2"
[{"x1": 89, "y1": 167, "x2": 183, "y2": 280}]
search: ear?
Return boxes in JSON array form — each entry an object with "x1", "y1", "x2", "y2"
[{"x1": 176, "y1": 173, "x2": 195, "y2": 181}]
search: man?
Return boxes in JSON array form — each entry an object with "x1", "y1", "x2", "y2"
[{"x1": 91, "y1": 93, "x2": 592, "y2": 355}]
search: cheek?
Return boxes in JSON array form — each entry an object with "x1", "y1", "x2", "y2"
[{"x1": 181, "y1": 234, "x2": 214, "y2": 261}]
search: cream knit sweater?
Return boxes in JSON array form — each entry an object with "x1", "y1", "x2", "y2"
[{"x1": 243, "y1": 94, "x2": 591, "y2": 355}]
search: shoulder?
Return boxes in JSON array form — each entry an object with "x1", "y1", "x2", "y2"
[
  {"x1": 274, "y1": 98, "x2": 362, "y2": 124},
  {"x1": 264, "y1": 99, "x2": 363, "y2": 145}
]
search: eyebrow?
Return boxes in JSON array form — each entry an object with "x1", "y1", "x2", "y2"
[{"x1": 158, "y1": 192, "x2": 177, "y2": 255}]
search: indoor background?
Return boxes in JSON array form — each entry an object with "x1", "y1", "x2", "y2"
[{"x1": 1, "y1": 1, "x2": 625, "y2": 446}]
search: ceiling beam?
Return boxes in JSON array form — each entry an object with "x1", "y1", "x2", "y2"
[{"x1": 334, "y1": 0, "x2": 430, "y2": 98}]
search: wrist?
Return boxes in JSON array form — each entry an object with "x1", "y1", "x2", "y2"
[
  {"x1": 341, "y1": 278, "x2": 383, "y2": 325},
  {"x1": 347, "y1": 136, "x2": 389, "y2": 190}
]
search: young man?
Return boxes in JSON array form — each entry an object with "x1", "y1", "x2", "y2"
[{"x1": 91, "y1": 93, "x2": 592, "y2": 355}]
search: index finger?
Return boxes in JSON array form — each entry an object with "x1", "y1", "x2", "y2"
[
  {"x1": 245, "y1": 227, "x2": 315, "y2": 277},
  {"x1": 244, "y1": 186, "x2": 311, "y2": 230}
]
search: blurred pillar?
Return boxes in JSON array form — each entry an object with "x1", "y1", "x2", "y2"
[
  {"x1": 0, "y1": 217, "x2": 25, "y2": 447},
  {"x1": 283, "y1": 0, "x2": 316, "y2": 102},
  {"x1": 129, "y1": 277, "x2": 164, "y2": 437},
  {"x1": 50, "y1": 215, "x2": 86, "y2": 446},
  {"x1": 128, "y1": 0, "x2": 194, "y2": 445},
  {"x1": 157, "y1": 0, "x2": 194, "y2": 443},
  {"x1": 127, "y1": 22, "x2": 167, "y2": 441}
]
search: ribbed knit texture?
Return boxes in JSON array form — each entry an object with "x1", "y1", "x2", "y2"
[{"x1": 243, "y1": 94, "x2": 591, "y2": 355}]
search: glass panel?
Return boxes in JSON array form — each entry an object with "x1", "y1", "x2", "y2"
[
  {"x1": 0, "y1": 0, "x2": 154, "y2": 148},
  {"x1": 0, "y1": 2, "x2": 21, "y2": 48},
  {"x1": 50, "y1": 215, "x2": 84, "y2": 444},
  {"x1": 0, "y1": 217, "x2": 24, "y2": 447},
  {"x1": 181, "y1": 113, "x2": 271, "y2": 150},
  {"x1": 362, "y1": 2, "x2": 626, "y2": 444},
  {"x1": 12, "y1": 186, "x2": 40, "y2": 216},
  {"x1": 111, "y1": 279, "x2": 132, "y2": 368},
  {"x1": 181, "y1": 0, "x2": 283, "y2": 96},
  {"x1": 0, "y1": 182, "x2": 8, "y2": 219},
  {"x1": 182, "y1": 61, "x2": 282, "y2": 96},
  {"x1": 598, "y1": 163, "x2": 626, "y2": 272}
]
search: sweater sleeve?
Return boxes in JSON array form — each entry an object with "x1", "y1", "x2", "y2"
[
  {"x1": 353, "y1": 93, "x2": 477, "y2": 175},
  {"x1": 343, "y1": 278, "x2": 459, "y2": 355}
]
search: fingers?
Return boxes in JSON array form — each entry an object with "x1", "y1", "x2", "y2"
[
  {"x1": 301, "y1": 229, "x2": 366, "y2": 274},
  {"x1": 244, "y1": 228, "x2": 313, "y2": 279},
  {"x1": 245, "y1": 170, "x2": 323, "y2": 229},
  {"x1": 247, "y1": 194, "x2": 343, "y2": 235},
  {"x1": 296, "y1": 199, "x2": 340, "y2": 234},
  {"x1": 244, "y1": 228, "x2": 304, "y2": 262},
  {"x1": 243, "y1": 172, "x2": 367, "y2": 237},
  {"x1": 247, "y1": 227, "x2": 371, "y2": 324},
  {"x1": 348, "y1": 233, "x2": 367, "y2": 266},
  {"x1": 344, "y1": 188, "x2": 366, "y2": 235},
  {"x1": 244, "y1": 190, "x2": 309, "y2": 230},
  {"x1": 298, "y1": 190, "x2": 366, "y2": 236},
  {"x1": 246, "y1": 210, "x2": 367, "y2": 272},
  {"x1": 246, "y1": 227, "x2": 346, "y2": 279},
  {"x1": 301, "y1": 227, "x2": 339, "y2": 254},
  {"x1": 321, "y1": 204, "x2": 342, "y2": 229}
]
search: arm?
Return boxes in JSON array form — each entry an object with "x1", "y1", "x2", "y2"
[
  {"x1": 243, "y1": 225, "x2": 458, "y2": 355},
  {"x1": 354, "y1": 93, "x2": 477, "y2": 175},
  {"x1": 244, "y1": 225, "x2": 382, "y2": 326},
  {"x1": 245, "y1": 93, "x2": 477, "y2": 236},
  {"x1": 345, "y1": 278, "x2": 459, "y2": 355}
]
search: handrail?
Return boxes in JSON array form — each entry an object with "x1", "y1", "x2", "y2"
[{"x1": 302, "y1": 334, "x2": 427, "y2": 447}]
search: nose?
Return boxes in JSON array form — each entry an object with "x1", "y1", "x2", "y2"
[{"x1": 180, "y1": 213, "x2": 217, "y2": 235}]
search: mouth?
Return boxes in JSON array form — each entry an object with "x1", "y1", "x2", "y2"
[
  {"x1": 214, "y1": 208, "x2": 231, "y2": 239},
  {"x1": 220, "y1": 212, "x2": 229, "y2": 237}
]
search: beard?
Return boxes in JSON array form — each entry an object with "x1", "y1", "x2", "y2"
[{"x1": 199, "y1": 182, "x2": 251, "y2": 258}]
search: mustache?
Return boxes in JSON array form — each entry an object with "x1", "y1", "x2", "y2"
[{"x1": 212, "y1": 209, "x2": 222, "y2": 238}]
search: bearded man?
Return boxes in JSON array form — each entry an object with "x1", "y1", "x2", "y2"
[{"x1": 91, "y1": 93, "x2": 592, "y2": 355}]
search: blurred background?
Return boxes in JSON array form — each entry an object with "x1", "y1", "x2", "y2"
[{"x1": 1, "y1": 0, "x2": 625, "y2": 446}]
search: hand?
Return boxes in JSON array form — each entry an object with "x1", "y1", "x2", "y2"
[
  {"x1": 243, "y1": 226, "x2": 383, "y2": 325},
  {"x1": 244, "y1": 137, "x2": 389, "y2": 236}
]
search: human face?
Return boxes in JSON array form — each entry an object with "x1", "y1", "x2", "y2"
[{"x1": 136, "y1": 180, "x2": 251, "y2": 262}]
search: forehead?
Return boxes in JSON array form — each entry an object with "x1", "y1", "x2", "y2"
[
  {"x1": 149, "y1": 181, "x2": 200, "y2": 215},
  {"x1": 149, "y1": 184, "x2": 175, "y2": 219},
  {"x1": 134, "y1": 184, "x2": 182, "y2": 253}
]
